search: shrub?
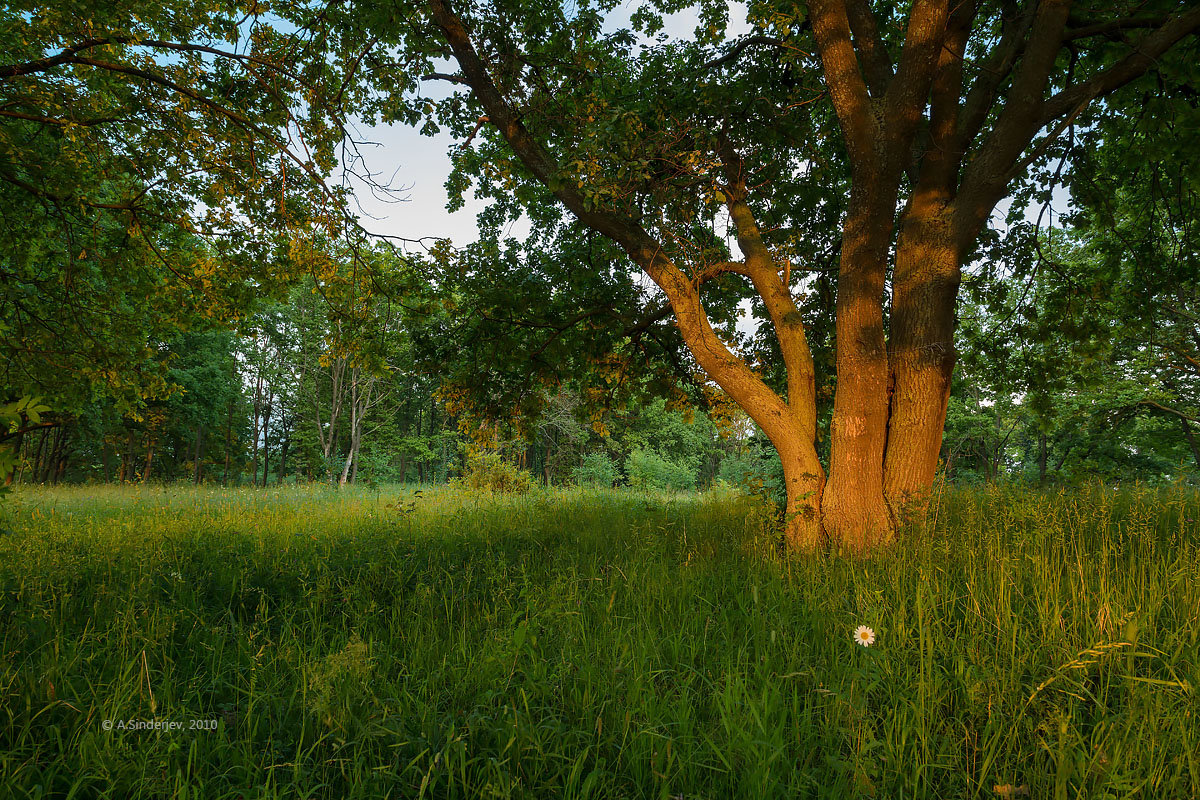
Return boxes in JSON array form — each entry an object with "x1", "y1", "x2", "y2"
[
  {"x1": 454, "y1": 452, "x2": 534, "y2": 494},
  {"x1": 626, "y1": 448, "x2": 697, "y2": 491},
  {"x1": 717, "y1": 446, "x2": 785, "y2": 505},
  {"x1": 573, "y1": 452, "x2": 619, "y2": 487}
]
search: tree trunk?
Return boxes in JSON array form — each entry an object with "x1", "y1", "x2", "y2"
[
  {"x1": 34, "y1": 429, "x2": 48, "y2": 483},
  {"x1": 118, "y1": 435, "x2": 130, "y2": 483},
  {"x1": 259, "y1": 401, "x2": 273, "y2": 487},
  {"x1": 224, "y1": 397, "x2": 233, "y2": 486},
  {"x1": 884, "y1": 205, "x2": 960, "y2": 521},
  {"x1": 277, "y1": 434, "x2": 290, "y2": 484},
  {"x1": 338, "y1": 439, "x2": 354, "y2": 486},
  {"x1": 15, "y1": 431, "x2": 29, "y2": 484},
  {"x1": 776, "y1": 439, "x2": 826, "y2": 551},
  {"x1": 4, "y1": 431, "x2": 22, "y2": 486},
  {"x1": 1038, "y1": 430, "x2": 1049, "y2": 485},
  {"x1": 249, "y1": 356, "x2": 264, "y2": 487},
  {"x1": 1181, "y1": 418, "x2": 1200, "y2": 471},
  {"x1": 142, "y1": 438, "x2": 155, "y2": 483},
  {"x1": 41, "y1": 428, "x2": 63, "y2": 484},
  {"x1": 822, "y1": 195, "x2": 895, "y2": 551},
  {"x1": 193, "y1": 425, "x2": 205, "y2": 485}
]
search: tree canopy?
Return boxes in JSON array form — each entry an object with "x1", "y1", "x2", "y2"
[{"x1": 341, "y1": 0, "x2": 1200, "y2": 549}]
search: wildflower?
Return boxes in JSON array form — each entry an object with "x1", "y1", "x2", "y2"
[
  {"x1": 169, "y1": 571, "x2": 183, "y2": 581},
  {"x1": 853, "y1": 625, "x2": 876, "y2": 647}
]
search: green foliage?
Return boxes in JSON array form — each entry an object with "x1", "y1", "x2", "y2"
[
  {"x1": 571, "y1": 452, "x2": 618, "y2": 487},
  {"x1": 717, "y1": 438, "x2": 786, "y2": 504},
  {"x1": 454, "y1": 452, "x2": 534, "y2": 494},
  {"x1": 0, "y1": 0, "x2": 371, "y2": 416},
  {"x1": 1, "y1": 484, "x2": 1198, "y2": 797},
  {"x1": 0, "y1": 396, "x2": 50, "y2": 488},
  {"x1": 626, "y1": 448, "x2": 697, "y2": 491}
]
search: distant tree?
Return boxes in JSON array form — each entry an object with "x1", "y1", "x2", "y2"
[{"x1": 0, "y1": 0, "x2": 379, "y2": 426}]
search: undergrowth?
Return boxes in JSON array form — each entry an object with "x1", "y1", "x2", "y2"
[{"x1": 0, "y1": 483, "x2": 1197, "y2": 798}]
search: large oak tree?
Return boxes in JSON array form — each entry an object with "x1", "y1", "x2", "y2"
[{"x1": 367, "y1": 0, "x2": 1200, "y2": 550}]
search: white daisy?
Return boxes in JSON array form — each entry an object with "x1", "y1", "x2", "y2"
[{"x1": 853, "y1": 625, "x2": 876, "y2": 647}]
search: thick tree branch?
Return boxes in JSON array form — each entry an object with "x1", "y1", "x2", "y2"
[
  {"x1": 844, "y1": 0, "x2": 892, "y2": 96},
  {"x1": 957, "y1": 3, "x2": 1035, "y2": 152},
  {"x1": 1137, "y1": 400, "x2": 1200, "y2": 424},
  {"x1": 0, "y1": 420, "x2": 62, "y2": 443},
  {"x1": 884, "y1": 0, "x2": 952, "y2": 151},
  {"x1": 809, "y1": 0, "x2": 876, "y2": 167},
  {"x1": 1041, "y1": 5, "x2": 1200, "y2": 125},
  {"x1": 423, "y1": 71, "x2": 469, "y2": 84},
  {"x1": 702, "y1": 36, "x2": 785, "y2": 71},
  {"x1": 914, "y1": 0, "x2": 976, "y2": 198},
  {"x1": 955, "y1": 0, "x2": 1073, "y2": 248},
  {"x1": 717, "y1": 135, "x2": 818, "y2": 424},
  {"x1": 426, "y1": 0, "x2": 805, "y2": 451},
  {"x1": 0, "y1": 39, "x2": 110, "y2": 79},
  {"x1": 1064, "y1": 15, "x2": 1171, "y2": 42}
]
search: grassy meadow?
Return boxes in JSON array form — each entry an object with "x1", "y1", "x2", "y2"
[{"x1": 1, "y1": 483, "x2": 1198, "y2": 798}]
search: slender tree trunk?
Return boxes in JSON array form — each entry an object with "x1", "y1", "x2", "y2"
[
  {"x1": 259, "y1": 401, "x2": 273, "y2": 487},
  {"x1": 277, "y1": 429, "x2": 290, "y2": 484},
  {"x1": 338, "y1": 438, "x2": 353, "y2": 486},
  {"x1": 1181, "y1": 418, "x2": 1200, "y2": 471},
  {"x1": 15, "y1": 432, "x2": 29, "y2": 485},
  {"x1": 249, "y1": 369, "x2": 263, "y2": 487},
  {"x1": 142, "y1": 438, "x2": 155, "y2": 483},
  {"x1": 224, "y1": 397, "x2": 233, "y2": 486},
  {"x1": 193, "y1": 425, "x2": 205, "y2": 485},
  {"x1": 118, "y1": 435, "x2": 130, "y2": 483},
  {"x1": 4, "y1": 431, "x2": 22, "y2": 486},
  {"x1": 1038, "y1": 431, "x2": 1049, "y2": 485},
  {"x1": 42, "y1": 428, "x2": 64, "y2": 484},
  {"x1": 34, "y1": 429, "x2": 48, "y2": 483}
]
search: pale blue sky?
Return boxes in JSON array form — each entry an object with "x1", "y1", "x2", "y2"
[{"x1": 342, "y1": 2, "x2": 753, "y2": 250}]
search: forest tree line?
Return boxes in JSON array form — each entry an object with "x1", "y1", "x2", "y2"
[{"x1": 1, "y1": 0, "x2": 1197, "y2": 516}]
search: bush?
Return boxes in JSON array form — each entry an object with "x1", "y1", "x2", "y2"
[
  {"x1": 573, "y1": 453, "x2": 619, "y2": 487},
  {"x1": 717, "y1": 444, "x2": 785, "y2": 505},
  {"x1": 626, "y1": 448, "x2": 697, "y2": 491},
  {"x1": 454, "y1": 452, "x2": 534, "y2": 494}
]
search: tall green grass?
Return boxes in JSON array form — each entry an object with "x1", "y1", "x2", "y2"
[{"x1": 1, "y1": 483, "x2": 1197, "y2": 798}]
